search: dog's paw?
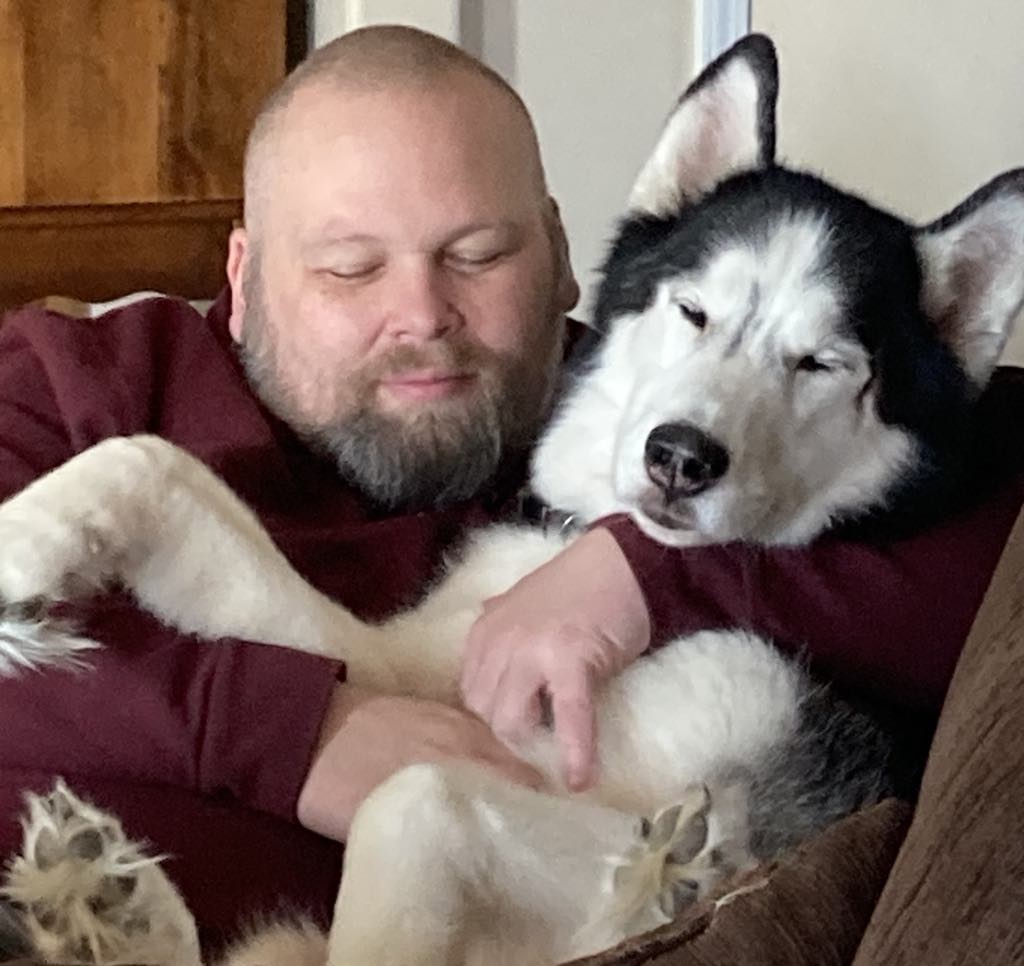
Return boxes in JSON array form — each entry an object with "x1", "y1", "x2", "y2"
[
  {"x1": 0, "y1": 598, "x2": 101, "y2": 678},
  {"x1": 0, "y1": 437, "x2": 173, "y2": 676},
  {"x1": 0, "y1": 504, "x2": 114, "y2": 609},
  {"x1": 3, "y1": 780, "x2": 200, "y2": 965},
  {"x1": 0, "y1": 436, "x2": 173, "y2": 611},
  {"x1": 643, "y1": 788, "x2": 715, "y2": 917},
  {"x1": 608, "y1": 784, "x2": 749, "y2": 922}
]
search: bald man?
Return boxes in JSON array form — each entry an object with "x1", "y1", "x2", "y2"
[
  {"x1": 0, "y1": 27, "x2": 584, "y2": 943},
  {"x1": 1, "y1": 25, "x2": 1021, "y2": 949},
  {"x1": 225, "y1": 28, "x2": 643, "y2": 815}
]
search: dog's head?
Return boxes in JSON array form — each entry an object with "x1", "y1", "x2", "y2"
[{"x1": 532, "y1": 35, "x2": 1024, "y2": 545}]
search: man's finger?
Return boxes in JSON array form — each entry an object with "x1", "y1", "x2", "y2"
[
  {"x1": 550, "y1": 673, "x2": 597, "y2": 792},
  {"x1": 486, "y1": 754, "x2": 547, "y2": 791},
  {"x1": 459, "y1": 630, "x2": 486, "y2": 702},
  {"x1": 461, "y1": 633, "x2": 512, "y2": 725},
  {"x1": 489, "y1": 660, "x2": 545, "y2": 741},
  {"x1": 459, "y1": 597, "x2": 503, "y2": 698}
]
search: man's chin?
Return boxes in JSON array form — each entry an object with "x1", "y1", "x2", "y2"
[
  {"x1": 332, "y1": 424, "x2": 503, "y2": 513},
  {"x1": 371, "y1": 397, "x2": 482, "y2": 438},
  {"x1": 376, "y1": 374, "x2": 479, "y2": 408}
]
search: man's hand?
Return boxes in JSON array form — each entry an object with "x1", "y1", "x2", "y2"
[
  {"x1": 296, "y1": 683, "x2": 544, "y2": 841},
  {"x1": 460, "y1": 527, "x2": 650, "y2": 792}
]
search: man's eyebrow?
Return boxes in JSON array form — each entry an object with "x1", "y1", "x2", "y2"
[
  {"x1": 304, "y1": 221, "x2": 525, "y2": 252},
  {"x1": 307, "y1": 224, "x2": 380, "y2": 246},
  {"x1": 300, "y1": 234, "x2": 384, "y2": 262},
  {"x1": 441, "y1": 221, "x2": 523, "y2": 245}
]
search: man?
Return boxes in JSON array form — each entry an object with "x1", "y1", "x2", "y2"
[{"x1": 0, "y1": 24, "x2": 1021, "y2": 951}]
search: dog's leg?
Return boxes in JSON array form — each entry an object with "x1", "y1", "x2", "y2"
[
  {"x1": 0, "y1": 437, "x2": 570, "y2": 701},
  {"x1": 2, "y1": 780, "x2": 201, "y2": 966},
  {"x1": 326, "y1": 762, "x2": 586, "y2": 966},
  {"x1": 324, "y1": 762, "x2": 727, "y2": 965},
  {"x1": 214, "y1": 920, "x2": 326, "y2": 966},
  {"x1": 0, "y1": 436, "x2": 397, "y2": 684}
]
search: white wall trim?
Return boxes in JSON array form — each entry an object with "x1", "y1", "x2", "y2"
[
  {"x1": 313, "y1": 0, "x2": 357, "y2": 45},
  {"x1": 312, "y1": 0, "x2": 460, "y2": 48},
  {"x1": 695, "y1": 0, "x2": 751, "y2": 67}
]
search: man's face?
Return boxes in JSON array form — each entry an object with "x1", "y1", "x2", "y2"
[{"x1": 228, "y1": 77, "x2": 578, "y2": 510}]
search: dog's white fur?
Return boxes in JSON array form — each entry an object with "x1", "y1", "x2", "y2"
[
  {"x1": 2, "y1": 34, "x2": 1024, "y2": 966},
  {"x1": 535, "y1": 214, "x2": 918, "y2": 547},
  {"x1": 0, "y1": 433, "x2": 788, "y2": 963}
]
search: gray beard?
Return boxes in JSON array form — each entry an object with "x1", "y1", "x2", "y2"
[
  {"x1": 237, "y1": 262, "x2": 560, "y2": 511},
  {"x1": 307, "y1": 395, "x2": 508, "y2": 511},
  {"x1": 240, "y1": 342, "x2": 519, "y2": 510}
]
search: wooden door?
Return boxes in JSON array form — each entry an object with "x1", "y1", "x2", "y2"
[{"x1": 0, "y1": 0, "x2": 298, "y2": 309}]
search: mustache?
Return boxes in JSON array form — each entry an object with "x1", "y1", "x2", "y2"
[{"x1": 366, "y1": 339, "x2": 500, "y2": 381}]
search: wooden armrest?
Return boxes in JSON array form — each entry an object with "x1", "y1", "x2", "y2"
[{"x1": 0, "y1": 200, "x2": 240, "y2": 311}]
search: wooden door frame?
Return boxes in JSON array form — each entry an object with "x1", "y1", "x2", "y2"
[{"x1": 286, "y1": 0, "x2": 309, "y2": 68}]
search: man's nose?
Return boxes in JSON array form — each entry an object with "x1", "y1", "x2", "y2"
[{"x1": 387, "y1": 261, "x2": 460, "y2": 341}]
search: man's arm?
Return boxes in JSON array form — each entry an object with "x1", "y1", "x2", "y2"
[
  {"x1": 603, "y1": 470, "x2": 1024, "y2": 712},
  {"x1": 0, "y1": 597, "x2": 341, "y2": 820},
  {"x1": 0, "y1": 312, "x2": 346, "y2": 820},
  {"x1": 461, "y1": 528, "x2": 650, "y2": 790},
  {"x1": 462, "y1": 469, "x2": 1024, "y2": 790},
  {"x1": 0, "y1": 308, "x2": 538, "y2": 833}
]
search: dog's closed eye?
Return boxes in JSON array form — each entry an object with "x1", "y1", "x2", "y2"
[
  {"x1": 795, "y1": 355, "x2": 832, "y2": 373},
  {"x1": 677, "y1": 300, "x2": 707, "y2": 330}
]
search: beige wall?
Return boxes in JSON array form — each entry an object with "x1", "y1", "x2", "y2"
[
  {"x1": 511, "y1": 1, "x2": 697, "y2": 317},
  {"x1": 753, "y1": 0, "x2": 1024, "y2": 221},
  {"x1": 753, "y1": 0, "x2": 1024, "y2": 360}
]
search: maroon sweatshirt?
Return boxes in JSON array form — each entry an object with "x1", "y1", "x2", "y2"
[{"x1": 1, "y1": 291, "x2": 1022, "y2": 946}]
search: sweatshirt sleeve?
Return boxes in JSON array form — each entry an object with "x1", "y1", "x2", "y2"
[
  {"x1": 601, "y1": 470, "x2": 1024, "y2": 715},
  {"x1": 0, "y1": 308, "x2": 342, "y2": 821}
]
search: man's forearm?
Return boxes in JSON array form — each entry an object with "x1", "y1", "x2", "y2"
[
  {"x1": 601, "y1": 470, "x2": 1024, "y2": 712},
  {"x1": 0, "y1": 595, "x2": 342, "y2": 821}
]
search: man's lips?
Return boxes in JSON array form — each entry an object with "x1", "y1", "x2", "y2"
[{"x1": 378, "y1": 370, "x2": 477, "y2": 401}]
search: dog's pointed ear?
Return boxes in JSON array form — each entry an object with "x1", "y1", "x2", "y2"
[
  {"x1": 916, "y1": 170, "x2": 1024, "y2": 387},
  {"x1": 628, "y1": 34, "x2": 778, "y2": 217}
]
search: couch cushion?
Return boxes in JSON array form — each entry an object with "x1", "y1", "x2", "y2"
[{"x1": 852, "y1": 506, "x2": 1024, "y2": 966}]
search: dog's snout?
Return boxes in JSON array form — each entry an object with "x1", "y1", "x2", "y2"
[{"x1": 644, "y1": 422, "x2": 730, "y2": 498}]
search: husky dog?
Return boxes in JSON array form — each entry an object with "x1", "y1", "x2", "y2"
[{"x1": 1, "y1": 34, "x2": 1023, "y2": 966}]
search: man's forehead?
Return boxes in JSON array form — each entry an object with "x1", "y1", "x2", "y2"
[
  {"x1": 261, "y1": 82, "x2": 545, "y2": 228},
  {"x1": 280, "y1": 73, "x2": 536, "y2": 163}
]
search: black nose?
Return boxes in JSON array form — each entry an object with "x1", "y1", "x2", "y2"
[{"x1": 644, "y1": 422, "x2": 730, "y2": 498}]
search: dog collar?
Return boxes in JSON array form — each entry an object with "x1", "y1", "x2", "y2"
[{"x1": 515, "y1": 489, "x2": 582, "y2": 537}]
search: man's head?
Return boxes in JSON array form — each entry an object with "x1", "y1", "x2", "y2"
[{"x1": 227, "y1": 26, "x2": 579, "y2": 510}]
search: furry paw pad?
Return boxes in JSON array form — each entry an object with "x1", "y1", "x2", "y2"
[
  {"x1": 609, "y1": 785, "x2": 739, "y2": 921},
  {"x1": 2, "y1": 780, "x2": 195, "y2": 964}
]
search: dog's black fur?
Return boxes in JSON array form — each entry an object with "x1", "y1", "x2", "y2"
[{"x1": 588, "y1": 167, "x2": 984, "y2": 538}]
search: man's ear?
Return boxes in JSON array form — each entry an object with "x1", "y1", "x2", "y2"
[
  {"x1": 628, "y1": 34, "x2": 779, "y2": 217},
  {"x1": 226, "y1": 227, "x2": 250, "y2": 343},
  {"x1": 547, "y1": 198, "x2": 581, "y2": 314},
  {"x1": 915, "y1": 169, "x2": 1024, "y2": 387}
]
